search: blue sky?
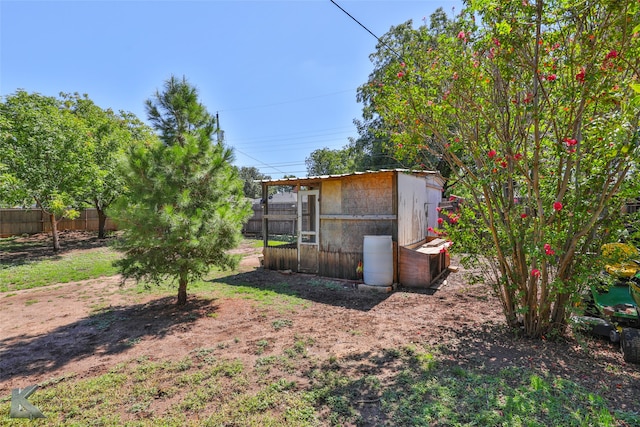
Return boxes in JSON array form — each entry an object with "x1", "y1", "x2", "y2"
[{"x1": 1, "y1": 0, "x2": 461, "y2": 179}]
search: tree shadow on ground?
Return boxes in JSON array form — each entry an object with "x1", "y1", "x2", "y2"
[
  {"x1": 0, "y1": 231, "x2": 113, "y2": 267},
  {"x1": 0, "y1": 296, "x2": 217, "y2": 388},
  {"x1": 305, "y1": 322, "x2": 640, "y2": 426},
  {"x1": 209, "y1": 268, "x2": 397, "y2": 312}
]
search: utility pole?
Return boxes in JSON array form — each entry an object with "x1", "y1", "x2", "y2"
[{"x1": 216, "y1": 111, "x2": 224, "y2": 143}]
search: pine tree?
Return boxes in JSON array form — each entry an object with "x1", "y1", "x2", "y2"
[{"x1": 112, "y1": 76, "x2": 251, "y2": 305}]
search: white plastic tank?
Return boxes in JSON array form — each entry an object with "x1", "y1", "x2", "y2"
[{"x1": 363, "y1": 235, "x2": 393, "y2": 286}]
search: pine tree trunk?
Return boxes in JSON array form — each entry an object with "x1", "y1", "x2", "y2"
[
  {"x1": 50, "y1": 213, "x2": 61, "y2": 252},
  {"x1": 177, "y1": 272, "x2": 188, "y2": 306}
]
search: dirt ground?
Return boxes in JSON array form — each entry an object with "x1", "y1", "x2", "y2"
[{"x1": 1, "y1": 232, "x2": 639, "y2": 415}]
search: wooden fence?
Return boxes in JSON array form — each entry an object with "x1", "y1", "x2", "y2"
[
  {"x1": 243, "y1": 202, "x2": 298, "y2": 237},
  {"x1": 0, "y1": 208, "x2": 117, "y2": 238},
  {"x1": 2, "y1": 201, "x2": 294, "y2": 239}
]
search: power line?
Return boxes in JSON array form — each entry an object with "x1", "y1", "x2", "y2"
[
  {"x1": 329, "y1": 0, "x2": 403, "y2": 61},
  {"x1": 232, "y1": 147, "x2": 288, "y2": 176},
  {"x1": 218, "y1": 88, "x2": 355, "y2": 113},
  {"x1": 230, "y1": 128, "x2": 355, "y2": 145}
]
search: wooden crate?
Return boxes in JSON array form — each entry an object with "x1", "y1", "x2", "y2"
[{"x1": 399, "y1": 238, "x2": 450, "y2": 288}]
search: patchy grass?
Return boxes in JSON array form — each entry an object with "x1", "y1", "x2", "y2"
[
  {"x1": 272, "y1": 318, "x2": 293, "y2": 330},
  {"x1": 304, "y1": 346, "x2": 639, "y2": 427},
  {"x1": 252, "y1": 239, "x2": 292, "y2": 249},
  {"x1": 0, "y1": 351, "x2": 317, "y2": 426},
  {"x1": 1, "y1": 344, "x2": 636, "y2": 426},
  {"x1": 0, "y1": 236, "x2": 45, "y2": 252},
  {"x1": 0, "y1": 247, "x2": 121, "y2": 292},
  {"x1": 209, "y1": 281, "x2": 309, "y2": 313}
]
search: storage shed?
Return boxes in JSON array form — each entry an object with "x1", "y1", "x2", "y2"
[{"x1": 259, "y1": 170, "x2": 449, "y2": 287}]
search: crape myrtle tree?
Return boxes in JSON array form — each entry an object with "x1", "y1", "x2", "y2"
[
  {"x1": 112, "y1": 75, "x2": 251, "y2": 305},
  {"x1": 62, "y1": 93, "x2": 154, "y2": 238},
  {"x1": 355, "y1": 12, "x2": 456, "y2": 182},
  {"x1": 368, "y1": 0, "x2": 640, "y2": 337},
  {"x1": 0, "y1": 91, "x2": 93, "y2": 251}
]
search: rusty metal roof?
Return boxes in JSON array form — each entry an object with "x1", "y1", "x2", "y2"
[{"x1": 259, "y1": 169, "x2": 442, "y2": 186}]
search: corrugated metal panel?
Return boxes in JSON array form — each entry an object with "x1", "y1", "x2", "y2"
[{"x1": 397, "y1": 173, "x2": 429, "y2": 247}]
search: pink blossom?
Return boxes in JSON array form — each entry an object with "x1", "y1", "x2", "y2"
[
  {"x1": 488, "y1": 149, "x2": 497, "y2": 159},
  {"x1": 437, "y1": 218, "x2": 444, "y2": 225},
  {"x1": 457, "y1": 31, "x2": 466, "y2": 39},
  {"x1": 553, "y1": 201, "x2": 563, "y2": 211},
  {"x1": 520, "y1": 213, "x2": 528, "y2": 219},
  {"x1": 546, "y1": 74, "x2": 557, "y2": 81},
  {"x1": 563, "y1": 137, "x2": 578, "y2": 146},
  {"x1": 436, "y1": 206, "x2": 442, "y2": 212},
  {"x1": 531, "y1": 269, "x2": 541, "y2": 278},
  {"x1": 397, "y1": 71, "x2": 405, "y2": 78},
  {"x1": 544, "y1": 243, "x2": 555, "y2": 256},
  {"x1": 427, "y1": 227, "x2": 435, "y2": 233}
]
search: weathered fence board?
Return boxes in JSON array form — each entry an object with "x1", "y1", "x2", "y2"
[
  {"x1": 243, "y1": 202, "x2": 298, "y2": 236},
  {"x1": 263, "y1": 245, "x2": 297, "y2": 271},
  {"x1": 0, "y1": 208, "x2": 117, "y2": 237},
  {"x1": 318, "y1": 250, "x2": 361, "y2": 280}
]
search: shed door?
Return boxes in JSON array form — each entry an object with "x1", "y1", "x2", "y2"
[{"x1": 298, "y1": 190, "x2": 319, "y2": 273}]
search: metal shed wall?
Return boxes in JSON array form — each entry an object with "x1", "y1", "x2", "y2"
[{"x1": 397, "y1": 173, "x2": 429, "y2": 247}]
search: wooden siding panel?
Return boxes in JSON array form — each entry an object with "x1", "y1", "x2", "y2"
[
  {"x1": 320, "y1": 218, "x2": 342, "y2": 252},
  {"x1": 320, "y1": 173, "x2": 395, "y2": 254},
  {"x1": 321, "y1": 180, "x2": 342, "y2": 215},
  {"x1": 299, "y1": 244, "x2": 318, "y2": 273},
  {"x1": 341, "y1": 173, "x2": 393, "y2": 216}
]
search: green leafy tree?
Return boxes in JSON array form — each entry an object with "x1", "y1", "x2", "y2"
[
  {"x1": 305, "y1": 147, "x2": 357, "y2": 176},
  {"x1": 0, "y1": 90, "x2": 93, "y2": 251},
  {"x1": 370, "y1": 0, "x2": 640, "y2": 336},
  {"x1": 348, "y1": 118, "x2": 405, "y2": 171},
  {"x1": 112, "y1": 75, "x2": 251, "y2": 305},
  {"x1": 237, "y1": 166, "x2": 271, "y2": 199},
  {"x1": 272, "y1": 174, "x2": 297, "y2": 195},
  {"x1": 353, "y1": 12, "x2": 455, "y2": 176},
  {"x1": 61, "y1": 93, "x2": 154, "y2": 238}
]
